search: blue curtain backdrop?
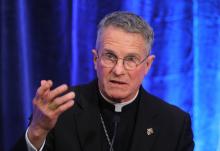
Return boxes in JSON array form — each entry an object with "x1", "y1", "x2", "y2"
[{"x1": 0, "y1": 0, "x2": 220, "y2": 150}]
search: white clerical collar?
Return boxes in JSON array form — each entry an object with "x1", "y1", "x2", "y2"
[{"x1": 99, "y1": 90, "x2": 139, "y2": 112}]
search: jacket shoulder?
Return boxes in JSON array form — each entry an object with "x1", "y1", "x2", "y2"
[
  {"x1": 69, "y1": 80, "x2": 99, "y2": 108},
  {"x1": 70, "y1": 80, "x2": 97, "y2": 95},
  {"x1": 142, "y1": 89, "x2": 189, "y2": 119}
]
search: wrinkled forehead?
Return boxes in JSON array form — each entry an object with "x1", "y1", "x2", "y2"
[
  {"x1": 96, "y1": 26, "x2": 148, "y2": 56},
  {"x1": 96, "y1": 26, "x2": 150, "y2": 54}
]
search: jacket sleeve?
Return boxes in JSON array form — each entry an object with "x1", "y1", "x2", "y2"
[{"x1": 41, "y1": 129, "x2": 55, "y2": 151}]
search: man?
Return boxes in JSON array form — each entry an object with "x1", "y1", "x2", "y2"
[{"x1": 13, "y1": 11, "x2": 194, "y2": 151}]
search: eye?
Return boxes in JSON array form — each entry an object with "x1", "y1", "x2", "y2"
[
  {"x1": 104, "y1": 53, "x2": 117, "y2": 60},
  {"x1": 125, "y1": 56, "x2": 140, "y2": 63}
]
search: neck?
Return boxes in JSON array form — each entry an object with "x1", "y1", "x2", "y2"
[{"x1": 99, "y1": 90, "x2": 139, "y2": 112}]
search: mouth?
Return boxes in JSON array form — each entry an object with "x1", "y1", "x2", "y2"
[{"x1": 109, "y1": 80, "x2": 127, "y2": 85}]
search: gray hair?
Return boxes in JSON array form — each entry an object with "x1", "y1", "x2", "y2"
[{"x1": 96, "y1": 11, "x2": 154, "y2": 53}]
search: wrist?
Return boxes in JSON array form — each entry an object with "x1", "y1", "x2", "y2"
[{"x1": 28, "y1": 124, "x2": 48, "y2": 144}]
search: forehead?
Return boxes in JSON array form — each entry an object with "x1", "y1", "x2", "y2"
[{"x1": 98, "y1": 26, "x2": 147, "y2": 56}]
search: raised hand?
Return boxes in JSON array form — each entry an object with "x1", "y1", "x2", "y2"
[{"x1": 28, "y1": 80, "x2": 75, "y2": 149}]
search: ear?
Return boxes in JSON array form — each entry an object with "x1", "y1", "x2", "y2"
[
  {"x1": 92, "y1": 49, "x2": 98, "y2": 70},
  {"x1": 144, "y1": 55, "x2": 155, "y2": 75}
]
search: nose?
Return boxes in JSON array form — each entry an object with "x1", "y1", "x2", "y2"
[{"x1": 112, "y1": 59, "x2": 126, "y2": 75}]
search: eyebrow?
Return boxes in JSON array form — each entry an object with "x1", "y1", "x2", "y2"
[
  {"x1": 102, "y1": 48, "x2": 115, "y2": 54},
  {"x1": 103, "y1": 48, "x2": 141, "y2": 59}
]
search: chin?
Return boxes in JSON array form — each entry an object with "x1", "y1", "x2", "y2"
[{"x1": 106, "y1": 90, "x2": 129, "y2": 101}]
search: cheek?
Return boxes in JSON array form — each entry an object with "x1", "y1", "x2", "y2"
[
  {"x1": 96, "y1": 64, "x2": 109, "y2": 81},
  {"x1": 130, "y1": 69, "x2": 146, "y2": 85}
]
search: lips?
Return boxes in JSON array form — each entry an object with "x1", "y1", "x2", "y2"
[{"x1": 109, "y1": 80, "x2": 127, "y2": 84}]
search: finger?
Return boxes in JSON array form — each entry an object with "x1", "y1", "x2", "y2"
[
  {"x1": 40, "y1": 80, "x2": 52, "y2": 93},
  {"x1": 55, "y1": 100, "x2": 74, "y2": 115},
  {"x1": 41, "y1": 80, "x2": 47, "y2": 86},
  {"x1": 35, "y1": 83, "x2": 49, "y2": 99},
  {"x1": 48, "y1": 92, "x2": 75, "y2": 109},
  {"x1": 46, "y1": 80, "x2": 53, "y2": 88},
  {"x1": 42, "y1": 80, "x2": 53, "y2": 99},
  {"x1": 46, "y1": 84, "x2": 68, "y2": 101},
  {"x1": 35, "y1": 80, "x2": 52, "y2": 101}
]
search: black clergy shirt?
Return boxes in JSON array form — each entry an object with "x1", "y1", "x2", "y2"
[{"x1": 98, "y1": 91, "x2": 141, "y2": 151}]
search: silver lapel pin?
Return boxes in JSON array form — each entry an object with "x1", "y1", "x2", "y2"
[{"x1": 146, "y1": 128, "x2": 154, "y2": 136}]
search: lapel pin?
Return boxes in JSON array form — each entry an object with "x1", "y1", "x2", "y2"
[{"x1": 146, "y1": 128, "x2": 154, "y2": 136}]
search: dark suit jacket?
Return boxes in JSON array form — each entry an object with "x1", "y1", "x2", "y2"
[{"x1": 13, "y1": 80, "x2": 194, "y2": 151}]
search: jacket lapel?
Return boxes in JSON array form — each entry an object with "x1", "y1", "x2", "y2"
[
  {"x1": 72, "y1": 82, "x2": 160, "y2": 151},
  {"x1": 73, "y1": 81, "x2": 102, "y2": 151},
  {"x1": 130, "y1": 89, "x2": 159, "y2": 151}
]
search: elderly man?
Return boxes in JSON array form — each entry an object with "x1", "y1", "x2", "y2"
[{"x1": 13, "y1": 11, "x2": 194, "y2": 151}]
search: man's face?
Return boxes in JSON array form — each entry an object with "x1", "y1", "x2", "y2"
[{"x1": 93, "y1": 26, "x2": 154, "y2": 102}]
